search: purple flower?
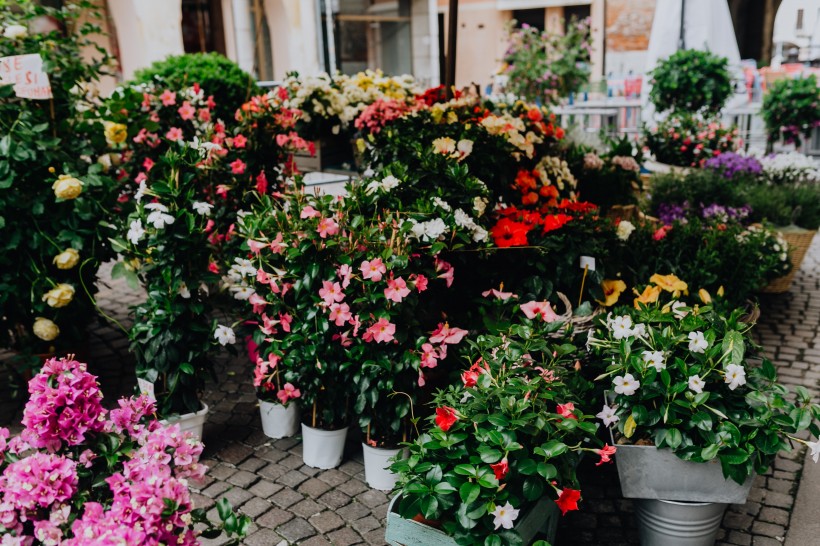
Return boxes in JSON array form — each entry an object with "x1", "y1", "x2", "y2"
[
  {"x1": 0, "y1": 452, "x2": 78, "y2": 511},
  {"x1": 704, "y1": 152, "x2": 762, "y2": 179},
  {"x1": 658, "y1": 202, "x2": 690, "y2": 224}
]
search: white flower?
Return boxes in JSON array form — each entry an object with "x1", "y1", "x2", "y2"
[
  {"x1": 381, "y1": 175, "x2": 400, "y2": 191},
  {"x1": 364, "y1": 179, "x2": 381, "y2": 195},
  {"x1": 642, "y1": 351, "x2": 665, "y2": 371},
  {"x1": 424, "y1": 218, "x2": 448, "y2": 240},
  {"x1": 616, "y1": 220, "x2": 636, "y2": 241},
  {"x1": 473, "y1": 196, "x2": 488, "y2": 217},
  {"x1": 231, "y1": 258, "x2": 257, "y2": 277},
  {"x1": 146, "y1": 210, "x2": 175, "y2": 229},
  {"x1": 490, "y1": 502, "x2": 520, "y2": 530},
  {"x1": 127, "y1": 219, "x2": 145, "y2": 244},
  {"x1": 671, "y1": 301, "x2": 688, "y2": 319},
  {"x1": 431, "y1": 197, "x2": 452, "y2": 212},
  {"x1": 214, "y1": 325, "x2": 235, "y2": 346},
  {"x1": 610, "y1": 315, "x2": 633, "y2": 340},
  {"x1": 688, "y1": 375, "x2": 705, "y2": 393},
  {"x1": 134, "y1": 184, "x2": 146, "y2": 203},
  {"x1": 453, "y1": 209, "x2": 476, "y2": 230},
  {"x1": 613, "y1": 374, "x2": 640, "y2": 396},
  {"x1": 472, "y1": 226, "x2": 489, "y2": 242},
  {"x1": 144, "y1": 202, "x2": 168, "y2": 212},
  {"x1": 688, "y1": 331, "x2": 708, "y2": 353},
  {"x1": 456, "y1": 139, "x2": 474, "y2": 159},
  {"x1": 631, "y1": 323, "x2": 647, "y2": 338},
  {"x1": 3, "y1": 24, "x2": 27, "y2": 39},
  {"x1": 596, "y1": 404, "x2": 619, "y2": 427},
  {"x1": 192, "y1": 201, "x2": 213, "y2": 216},
  {"x1": 178, "y1": 283, "x2": 191, "y2": 299},
  {"x1": 724, "y1": 363, "x2": 746, "y2": 390},
  {"x1": 230, "y1": 285, "x2": 255, "y2": 300},
  {"x1": 808, "y1": 439, "x2": 820, "y2": 463}
]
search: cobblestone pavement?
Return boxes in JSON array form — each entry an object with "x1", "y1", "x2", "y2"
[{"x1": 1, "y1": 239, "x2": 819, "y2": 545}]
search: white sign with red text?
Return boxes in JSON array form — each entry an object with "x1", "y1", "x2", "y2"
[{"x1": 0, "y1": 53, "x2": 52, "y2": 99}]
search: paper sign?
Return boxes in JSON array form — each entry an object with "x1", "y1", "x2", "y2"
[
  {"x1": 580, "y1": 256, "x2": 596, "y2": 271},
  {"x1": 136, "y1": 378, "x2": 156, "y2": 402},
  {"x1": 0, "y1": 53, "x2": 52, "y2": 99}
]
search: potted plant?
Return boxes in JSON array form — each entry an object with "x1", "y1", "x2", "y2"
[
  {"x1": 387, "y1": 321, "x2": 610, "y2": 546},
  {"x1": 0, "y1": 355, "x2": 249, "y2": 544},
  {"x1": 111, "y1": 145, "x2": 236, "y2": 438},
  {"x1": 586, "y1": 278, "x2": 820, "y2": 545},
  {"x1": 236, "y1": 177, "x2": 467, "y2": 475},
  {"x1": 643, "y1": 115, "x2": 739, "y2": 170},
  {"x1": 648, "y1": 49, "x2": 733, "y2": 118},
  {"x1": 761, "y1": 74, "x2": 820, "y2": 151}
]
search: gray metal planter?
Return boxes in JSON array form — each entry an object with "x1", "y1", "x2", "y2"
[
  {"x1": 385, "y1": 494, "x2": 559, "y2": 546},
  {"x1": 635, "y1": 499, "x2": 727, "y2": 546}
]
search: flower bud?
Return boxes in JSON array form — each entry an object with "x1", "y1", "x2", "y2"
[
  {"x1": 53, "y1": 248, "x2": 79, "y2": 270},
  {"x1": 32, "y1": 317, "x2": 59, "y2": 341}
]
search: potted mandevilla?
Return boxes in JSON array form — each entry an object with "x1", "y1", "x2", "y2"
[
  {"x1": 587, "y1": 275, "x2": 820, "y2": 545},
  {"x1": 387, "y1": 323, "x2": 611, "y2": 546}
]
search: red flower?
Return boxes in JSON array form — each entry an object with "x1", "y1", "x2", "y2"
[
  {"x1": 653, "y1": 225, "x2": 670, "y2": 241},
  {"x1": 542, "y1": 214, "x2": 573, "y2": 234},
  {"x1": 555, "y1": 200, "x2": 598, "y2": 214},
  {"x1": 461, "y1": 359, "x2": 487, "y2": 387},
  {"x1": 490, "y1": 458, "x2": 509, "y2": 480},
  {"x1": 556, "y1": 402, "x2": 577, "y2": 421},
  {"x1": 435, "y1": 406, "x2": 458, "y2": 432},
  {"x1": 595, "y1": 444, "x2": 617, "y2": 466},
  {"x1": 555, "y1": 487, "x2": 581, "y2": 515},
  {"x1": 491, "y1": 218, "x2": 530, "y2": 248}
]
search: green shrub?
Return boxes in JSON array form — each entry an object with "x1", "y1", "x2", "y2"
[
  {"x1": 761, "y1": 75, "x2": 820, "y2": 147},
  {"x1": 130, "y1": 52, "x2": 259, "y2": 120},
  {"x1": 648, "y1": 169, "x2": 747, "y2": 216},
  {"x1": 649, "y1": 49, "x2": 732, "y2": 115},
  {"x1": 741, "y1": 183, "x2": 820, "y2": 230}
]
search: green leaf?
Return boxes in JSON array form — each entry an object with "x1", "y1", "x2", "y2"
[
  {"x1": 538, "y1": 440, "x2": 568, "y2": 459},
  {"x1": 459, "y1": 482, "x2": 480, "y2": 505},
  {"x1": 421, "y1": 495, "x2": 439, "y2": 518},
  {"x1": 484, "y1": 535, "x2": 502, "y2": 546},
  {"x1": 701, "y1": 444, "x2": 720, "y2": 460},
  {"x1": 721, "y1": 331, "x2": 745, "y2": 365},
  {"x1": 691, "y1": 411, "x2": 712, "y2": 431},
  {"x1": 523, "y1": 476, "x2": 545, "y2": 501}
]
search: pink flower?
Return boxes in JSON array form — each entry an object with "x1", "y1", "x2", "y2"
[
  {"x1": 216, "y1": 184, "x2": 230, "y2": 198},
  {"x1": 556, "y1": 402, "x2": 578, "y2": 420},
  {"x1": 260, "y1": 314, "x2": 277, "y2": 335},
  {"x1": 435, "y1": 258, "x2": 455, "y2": 287},
  {"x1": 134, "y1": 172, "x2": 148, "y2": 184},
  {"x1": 337, "y1": 264, "x2": 353, "y2": 288},
  {"x1": 482, "y1": 287, "x2": 516, "y2": 300},
  {"x1": 364, "y1": 317, "x2": 396, "y2": 343},
  {"x1": 319, "y1": 280, "x2": 345, "y2": 306},
  {"x1": 420, "y1": 343, "x2": 439, "y2": 368},
  {"x1": 360, "y1": 258, "x2": 387, "y2": 282},
  {"x1": 247, "y1": 239, "x2": 267, "y2": 254},
  {"x1": 177, "y1": 101, "x2": 196, "y2": 121},
  {"x1": 198, "y1": 108, "x2": 211, "y2": 122},
  {"x1": 142, "y1": 157, "x2": 155, "y2": 171},
  {"x1": 208, "y1": 262, "x2": 219, "y2": 274},
  {"x1": 384, "y1": 276, "x2": 411, "y2": 303},
  {"x1": 520, "y1": 301, "x2": 559, "y2": 322},
  {"x1": 414, "y1": 274, "x2": 429, "y2": 292},
  {"x1": 230, "y1": 159, "x2": 246, "y2": 174},
  {"x1": 596, "y1": 444, "x2": 617, "y2": 466},
  {"x1": 429, "y1": 322, "x2": 468, "y2": 345},
  {"x1": 333, "y1": 332, "x2": 353, "y2": 347},
  {"x1": 256, "y1": 171, "x2": 268, "y2": 194},
  {"x1": 159, "y1": 90, "x2": 176, "y2": 106},
  {"x1": 280, "y1": 313, "x2": 292, "y2": 332},
  {"x1": 300, "y1": 206, "x2": 321, "y2": 219},
  {"x1": 254, "y1": 353, "x2": 279, "y2": 387},
  {"x1": 317, "y1": 217, "x2": 339, "y2": 238},
  {"x1": 165, "y1": 127, "x2": 183, "y2": 141},
  {"x1": 329, "y1": 302, "x2": 352, "y2": 326},
  {"x1": 269, "y1": 232, "x2": 286, "y2": 254},
  {"x1": 277, "y1": 383, "x2": 301, "y2": 405},
  {"x1": 350, "y1": 314, "x2": 362, "y2": 337},
  {"x1": 233, "y1": 134, "x2": 248, "y2": 148},
  {"x1": 1, "y1": 452, "x2": 78, "y2": 510},
  {"x1": 249, "y1": 292, "x2": 267, "y2": 314}
]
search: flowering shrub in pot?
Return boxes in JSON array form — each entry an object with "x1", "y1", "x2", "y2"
[
  {"x1": 586, "y1": 284, "x2": 820, "y2": 487},
  {"x1": 648, "y1": 49, "x2": 733, "y2": 116},
  {"x1": 111, "y1": 146, "x2": 236, "y2": 419},
  {"x1": 0, "y1": 356, "x2": 249, "y2": 544},
  {"x1": 389, "y1": 323, "x2": 609, "y2": 546},
  {"x1": 643, "y1": 115, "x2": 739, "y2": 168},
  {"x1": 761, "y1": 75, "x2": 820, "y2": 149},
  {"x1": 0, "y1": 2, "x2": 119, "y2": 365}
]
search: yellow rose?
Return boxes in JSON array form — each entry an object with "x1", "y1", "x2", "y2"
[
  {"x1": 52, "y1": 175, "x2": 83, "y2": 200},
  {"x1": 42, "y1": 283, "x2": 75, "y2": 308},
  {"x1": 649, "y1": 273, "x2": 688, "y2": 294},
  {"x1": 633, "y1": 285, "x2": 661, "y2": 309},
  {"x1": 32, "y1": 317, "x2": 59, "y2": 341},
  {"x1": 53, "y1": 248, "x2": 80, "y2": 270},
  {"x1": 597, "y1": 279, "x2": 627, "y2": 307},
  {"x1": 103, "y1": 121, "x2": 128, "y2": 146}
]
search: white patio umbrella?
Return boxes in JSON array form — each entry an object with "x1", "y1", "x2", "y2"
[{"x1": 641, "y1": 0, "x2": 743, "y2": 124}]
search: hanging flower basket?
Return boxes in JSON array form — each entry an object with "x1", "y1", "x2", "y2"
[{"x1": 760, "y1": 226, "x2": 817, "y2": 293}]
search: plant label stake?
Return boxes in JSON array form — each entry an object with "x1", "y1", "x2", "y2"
[{"x1": 578, "y1": 256, "x2": 595, "y2": 306}]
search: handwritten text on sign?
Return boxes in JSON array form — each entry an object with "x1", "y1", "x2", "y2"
[{"x1": 0, "y1": 54, "x2": 53, "y2": 99}]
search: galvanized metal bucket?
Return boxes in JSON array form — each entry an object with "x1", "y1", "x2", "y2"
[{"x1": 635, "y1": 499, "x2": 726, "y2": 546}]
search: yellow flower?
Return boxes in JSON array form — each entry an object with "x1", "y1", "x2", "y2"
[
  {"x1": 53, "y1": 248, "x2": 80, "y2": 270},
  {"x1": 446, "y1": 111, "x2": 458, "y2": 124},
  {"x1": 32, "y1": 317, "x2": 59, "y2": 341},
  {"x1": 42, "y1": 283, "x2": 75, "y2": 308},
  {"x1": 52, "y1": 175, "x2": 83, "y2": 200},
  {"x1": 649, "y1": 273, "x2": 688, "y2": 294},
  {"x1": 698, "y1": 288, "x2": 712, "y2": 304},
  {"x1": 356, "y1": 138, "x2": 366, "y2": 153},
  {"x1": 717, "y1": 285, "x2": 725, "y2": 297},
  {"x1": 597, "y1": 279, "x2": 627, "y2": 307},
  {"x1": 431, "y1": 104, "x2": 444, "y2": 123},
  {"x1": 633, "y1": 285, "x2": 661, "y2": 309},
  {"x1": 103, "y1": 121, "x2": 128, "y2": 146}
]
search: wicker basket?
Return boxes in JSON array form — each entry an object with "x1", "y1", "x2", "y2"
[
  {"x1": 760, "y1": 228, "x2": 817, "y2": 294},
  {"x1": 606, "y1": 204, "x2": 662, "y2": 228}
]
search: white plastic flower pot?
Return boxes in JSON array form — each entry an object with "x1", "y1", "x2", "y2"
[
  {"x1": 362, "y1": 443, "x2": 405, "y2": 491},
  {"x1": 301, "y1": 423, "x2": 348, "y2": 469},
  {"x1": 259, "y1": 399, "x2": 300, "y2": 439},
  {"x1": 160, "y1": 402, "x2": 209, "y2": 442},
  {"x1": 635, "y1": 499, "x2": 727, "y2": 546}
]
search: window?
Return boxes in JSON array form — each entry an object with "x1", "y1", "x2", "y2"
[
  {"x1": 513, "y1": 8, "x2": 545, "y2": 31},
  {"x1": 796, "y1": 8, "x2": 804, "y2": 30},
  {"x1": 181, "y1": 0, "x2": 226, "y2": 55}
]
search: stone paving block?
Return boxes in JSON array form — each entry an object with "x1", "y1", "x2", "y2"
[
  {"x1": 218, "y1": 487, "x2": 254, "y2": 508},
  {"x1": 336, "y1": 477, "x2": 370, "y2": 497},
  {"x1": 337, "y1": 501, "x2": 371, "y2": 521},
  {"x1": 351, "y1": 514, "x2": 382, "y2": 534},
  {"x1": 758, "y1": 507, "x2": 790, "y2": 527},
  {"x1": 226, "y1": 469, "x2": 259, "y2": 488},
  {"x1": 248, "y1": 479, "x2": 283, "y2": 499},
  {"x1": 244, "y1": 529, "x2": 284, "y2": 546},
  {"x1": 309, "y1": 510, "x2": 346, "y2": 534},
  {"x1": 238, "y1": 457, "x2": 268, "y2": 472},
  {"x1": 256, "y1": 507, "x2": 294, "y2": 529},
  {"x1": 327, "y1": 526, "x2": 365, "y2": 545},
  {"x1": 301, "y1": 536, "x2": 334, "y2": 546},
  {"x1": 216, "y1": 443, "x2": 254, "y2": 464},
  {"x1": 726, "y1": 531, "x2": 753, "y2": 545},
  {"x1": 240, "y1": 497, "x2": 273, "y2": 518},
  {"x1": 270, "y1": 488, "x2": 305, "y2": 509},
  {"x1": 258, "y1": 463, "x2": 288, "y2": 481},
  {"x1": 319, "y1": 489, "x2": 353, "y2": 509},
  {"x1": 279, "y1": 469, "x2": 310, "y2": 488},
  {"x1": 356, "y1": 489, "x2": 389, "y2": 508},
  {"x1": 291, "y1": 498, "x2": 325, "y2": 519},
  {"x1": 298, "y1": 477, "x2": 333, "y2": 498},
  {"x1": 277, "y1": 516, "x2": 317, "y2": 543}
]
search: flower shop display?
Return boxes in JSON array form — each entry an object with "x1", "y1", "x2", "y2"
[
  {"x1": 563, "y1": 136, "x2": 642, "y2": 213},
  {"x1": 643, "y1": 115, "x2": 739, "y2": 169},
  {"x1": 0, "y1": 356, "x2": 249, "y2": 544},
  {"x1": 0, "y1": 2, "x2": 120, "y2": 370},
  {"x1": 761, "y1": 74, "x2": 820, "y2": 149},
  {"x1": 648, "y1": 49, "x2": 733, "y2": 116},
  {"x1": 757, "y1": 151, "x2": 820, "y2": 185},
  {"x1": 130, "y1": 52, "x2": 260, "y2": 122},
  {"x1": 587, "y1": 285, "x2": 820, "y2": 545},
  {"x1": 111, "y1": 146, "x2": 236, "y2": 425},
  {"x1": 388, "y1": 324, "x2": 608, "y2": 546},
  {"x1": 500, "y1": 17, "x2": 591, "y2": 105},
  {"x1": 237, "y1": 179, "x2": 467, "y2": 472}
]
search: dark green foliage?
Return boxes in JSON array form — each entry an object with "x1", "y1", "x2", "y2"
[{"x1": 649, "y1": 49, "x2": 733, "y2": 115}]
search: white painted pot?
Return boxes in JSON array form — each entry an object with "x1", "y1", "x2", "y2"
[
  {"x1": 160, "y1": 402, "x2": 209, "y2": 442},
  {"x1": 362, "y1": 443, "x2": 405, "y2": 491},
  {"x1": 635, "y1": 499, "x2": 727, "y2": 546},
  {"x1": 301, "y1": 423, "x2": 348, "y2": 469},
  {"x1": 259, "y1": 399, "x2": 300, "y2": 439}
]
